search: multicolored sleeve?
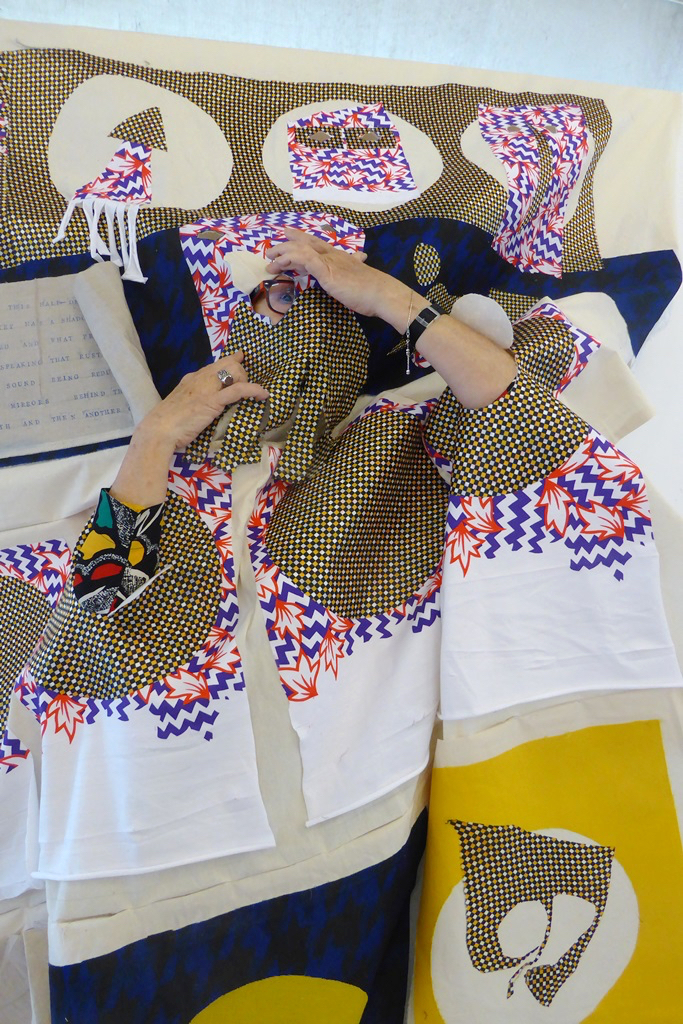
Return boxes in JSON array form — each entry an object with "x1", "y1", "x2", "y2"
[{"x1": 72, "y1": 490, "x2": 164, "y2": 614}]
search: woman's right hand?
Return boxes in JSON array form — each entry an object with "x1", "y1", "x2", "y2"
[
  {"x1": 137, "y1": 352, "x2": 269, "y2": 452},
  {"x1": 110, "y1": 353, "x2": 268, "y2": 508}
]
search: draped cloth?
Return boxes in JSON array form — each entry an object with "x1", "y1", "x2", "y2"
[{"x1": 0, "y1": 21, "x2": 682, "y2": 1024}]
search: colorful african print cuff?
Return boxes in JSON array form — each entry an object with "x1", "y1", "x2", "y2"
[{"x1": 72, "y1": 489, "x2": 164, "y2": 614}]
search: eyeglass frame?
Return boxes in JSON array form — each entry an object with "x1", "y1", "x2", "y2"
[{"x1": 250, "y1": 276, "x2": 298, "y2": 316}]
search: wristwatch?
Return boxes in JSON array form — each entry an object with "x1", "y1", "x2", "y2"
[{"x1": 407, "y1": 301, "x2": 446, "y2": 355}]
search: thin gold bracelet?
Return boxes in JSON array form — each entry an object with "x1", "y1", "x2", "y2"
[{"x1": 404, "y1": 291, "x2": 415, "y2": 375}]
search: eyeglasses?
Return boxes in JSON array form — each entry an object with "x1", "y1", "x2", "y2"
[{"x1": 250, "y1": 277, "x2": 297, "y2": 315}]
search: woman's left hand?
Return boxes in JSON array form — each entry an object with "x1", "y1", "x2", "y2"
[{"x1": 266, "y1": 227, "x2": 405, "y2": 322}]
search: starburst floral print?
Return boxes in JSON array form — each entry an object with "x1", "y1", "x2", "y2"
[
  {"x1": 445, "y1": 432, "x2": 653, "y2": 580},
  {"x1": 53, "y1": 140, "x2": 153, "y2": 281},
  {"x1": 478, "y1": 103, "x2": 590, "y2": 277},
  {"x1": 287, "y1": 102, "x2": 416, "y2": 196}
]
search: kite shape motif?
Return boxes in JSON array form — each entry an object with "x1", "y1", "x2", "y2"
[{"x1": 53, "y1": 140, "x2": 152, "y2": 282}]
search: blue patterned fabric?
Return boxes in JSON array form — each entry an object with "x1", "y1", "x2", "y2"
[{"x1": 49, "y1": 811, "x2": 427, "y2": 1024}]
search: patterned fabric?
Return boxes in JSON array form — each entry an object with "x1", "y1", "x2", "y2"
[
  {"x1": 180, "y1": 211, "x2": 364, "y2": 358},
  {"x1": 360, "y1": 219, "x2": 682, "y2": 387},
  {"x1": 0, "y1": 540, "x2": 69, "y2": 767},
  {"x1": 52, "y1": 140, "x2": 152, "y2": 282},
  {"x1": 425, "y1": 369, "x2": 588, "y2": 497},
  {"x1": 511, "y1": 310, "x2": 575, "y2": 389},
  {"x1": 413, "y1": 242, "x2": 443, "y2": 287},
  {"x1": 488, "y1": 287, "x2": 537, "y2": 322},
  {"x1": 514, "y1": 300, "x2": 603, "y2": 395},
  {"x1": 109, "y1": 105, "x2": 167, "y2": 151},
  {"x1": 186, "y1": 284, "x2": 370, "y2": 484},
  {"x1": 443, "y1": 430, "x2": 654, "y2": 583},
  {"x1": 265, "y1": 404, "x2": 448, "y2": 618},
  {"x1": 49, "y1": 812, "x2": 427, "y2": 1024},
  {"x1": 30, "y1": 493, "x2": 221, "y2": 701},
  {"x1": 72, "y1": 490, "x2": 164, "y2": 613},
  {"x1": 478, "y1": 103, "x2": 590, "y2": 276},
  {"x1": 0, "y1": 47, "x2": 611, "y2": 274},
  {"x1": 287, "y1": 102, "x2": 416, "y2": 196},
  {"x1": 451, "y1": 820, "x2": 614, "y2": 1006},
  {"x1": 0, "y1": 578, "x2": 48, "y2": 737}
]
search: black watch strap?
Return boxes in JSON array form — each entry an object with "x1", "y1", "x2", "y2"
[{"x1": 407, "y1": 301, "x2": 446, "y2": 353}]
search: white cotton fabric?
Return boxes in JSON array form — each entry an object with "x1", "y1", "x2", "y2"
[
  {"x1": 36, "y1": 683, "x2": 274, "y2": 880},
  {"x1": 440, "y1": 523, "x2": 682, "y2": 721},
  {"x1": 289, "y1": 612, "x2": 441, "y2": 826},
  {"x1": 0, "y1": 751, "x2": 39, "y2": 901},
  {"x1": 72, "y1": 261, "x2": 161, "y2": 425}
]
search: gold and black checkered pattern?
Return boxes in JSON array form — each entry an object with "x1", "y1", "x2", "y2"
[
  {"x1": 413, "y1": 242, "x2": 441, "y2": 287},
  {"x1": 425, "y1": 368, "x2": 587, "y2": 496},
  {"x1": 266, "y1": 407, "x2": 449, "y2": 617},
  {"x1": 488, "y1": 289, "x2": 537, "y2": 323},
  {"x1": 109, "y1": 105, "x2": 167, "y2": 151},
  {"x1": 0, "y1": 577, "x2": 50, "y2": 735},
  {"x1": 451, "y1": 820, "x2": 614, "y2": 1007},
  {"x1": 187, "y1": 287, "x2": 369, "y2": 483},
  {"x1": 426, "y1": 282, "x2": 458, "y2": 314},
  {"x1": 511, "y1": 314, "x2": 574, "y2": 392},
  {"x1": 0, "y1": 47, "x2": 611, "y2": 272},
  {"x1": 29, "y1": 494, "x2": 221, "y2": 700}
]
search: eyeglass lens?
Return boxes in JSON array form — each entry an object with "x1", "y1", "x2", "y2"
[{"x1": 266, "y1": 280, "x2": 297, "y2": 314}]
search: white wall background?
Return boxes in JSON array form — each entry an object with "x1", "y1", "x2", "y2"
[
  {"x1": 1, "y1": 0, "x2": 682, "y2": 505},
  {"x1": 6, "y1": 0, "x2": 683, "y2": 92}
]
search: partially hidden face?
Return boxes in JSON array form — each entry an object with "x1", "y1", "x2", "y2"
[{"x1": 250, "y1": 275, "x2": 297, "y2": 323}]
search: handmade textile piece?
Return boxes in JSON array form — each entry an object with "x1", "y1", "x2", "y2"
[
  {"x1": 0, "y1": 98, "x2": 6, "y2": 161},
  {"x1": 53, "y1": 140, "x2": 152, "y2": 282},
  {"x1": 0, "y1": 47, "x2": 611, "y2": 273},
  {"x1": 451, "y1": 820, "x2": 614, "y2": 1005},
  {"x1": 0, "y1": 542, "x2": 68, "y2": 755},
  {"x1": 71, "y1": 490, "x2": 163, "y2": 613},
  {"x1": 109, "y1": 105, "x2": 167, "y2": 151},
  {"x1": 439, "y1": 424, "x2": 681, "y2": 719},
  {"x1": 264, "y1": 400, "x2": 448, "y2": 617},
  {"x1": 180, "y1": 211, "x2": 364, "y2": 357},
  {"x1": 359, "y1": 219, "x2": 682, "y2": 391},
  {"x1": 433, "y1": 310, "x2": 680, "y2": 719},
  {"x1": 478, "y1": 103, "x2": 589, "y2": 277},
  {"x1": 414, "y1": 713, "x2": 683, "y2": 1022},
  {"x1": 49, "y1": 812, "x2": 426, "y2": 1024},
  {"x1": 251, "y1": 424, "x2": 442, "y2": 823},
  {"x1": 1, "y1": 33, "x2": 682, "y2": 1024},
  {"x1": 0, "y1": 541, "x2": 67, "y2": 899},
  {"x1": 30, "y1": 491, "x2": 222, "y2": 700},
  {"x1": 21, "y1": 456, "x2": 274, "y2": 879},
  {"x1": 287, "y1": 102, "x2": 417, "y2": 202},
  {"x1": 186, "y1": 284, "x2": 369, "y2": 485}
]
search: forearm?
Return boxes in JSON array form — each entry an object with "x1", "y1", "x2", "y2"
[
  {"x1": 265, "y1": 229, "x2": 516, "y2": 410},
  {"x1": 371, "y1": 274, "x2": 517, "y2": 409},
  {"x1": 110, "y1": 420, "x2": 175, "y2": 507}
]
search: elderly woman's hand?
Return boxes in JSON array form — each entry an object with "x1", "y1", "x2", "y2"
[
  {"x1": 110, "y1": 353, "x2": 268, "y2": 508},
  {"x1": 266, "y1": 227, "x2": 404, "y2": 322},
  {"x1": 268, "y1": 227, "x2": 516, "y2": 409},
  {"x1": 139, "y1": 352, "x2": 268, "y2": 452}
]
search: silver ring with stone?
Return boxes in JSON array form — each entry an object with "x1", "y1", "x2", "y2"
[{"x1": 216, "y1": 368, "x2": 234, "y2": 388}]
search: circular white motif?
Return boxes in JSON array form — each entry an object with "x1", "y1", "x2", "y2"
[
  {"x1": 49, "y1": 75, "x2": 232, "y2": 209},
  {"x1": 262, "y1": 98, "x2": 443, "y2": 212}
]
